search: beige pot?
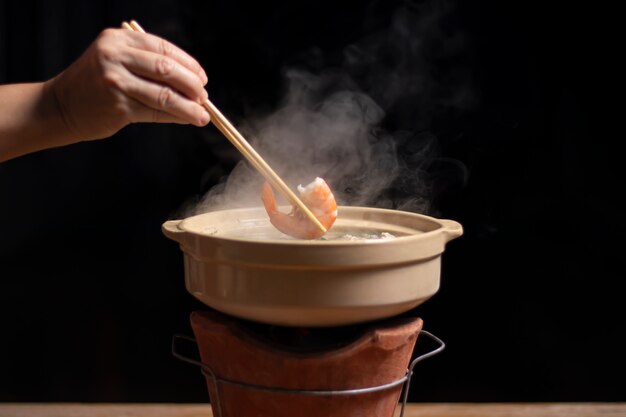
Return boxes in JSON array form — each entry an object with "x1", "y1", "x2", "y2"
[{"x1": 163, "y1": 206, "x2": 462, "y2": 327}]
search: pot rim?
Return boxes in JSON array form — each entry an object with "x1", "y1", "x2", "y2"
[{"x1": 164, "y1": 205, "x2": 462, "y2": 247}]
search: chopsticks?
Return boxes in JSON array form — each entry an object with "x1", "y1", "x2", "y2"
[{"x1": 122, "y1": 20, "x2": 327, "y2": 234}]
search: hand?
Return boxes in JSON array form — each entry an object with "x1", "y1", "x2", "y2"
[{"x1": 48, "y1": 28, "x2": 211, "y2": 141}]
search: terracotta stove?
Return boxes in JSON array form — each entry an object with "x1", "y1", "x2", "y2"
[{"x1": 173, "y1": 309, "x2": 444, "y2": 417}]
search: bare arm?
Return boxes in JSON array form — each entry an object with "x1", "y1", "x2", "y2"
[
  {"x1": 0, "y1": 82, "x2": 72, "y2": 161},
  {"x1": 0, "y1": 28, "x2": 210, "y2": 163}
]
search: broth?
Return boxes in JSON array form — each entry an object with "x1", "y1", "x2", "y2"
[
  {"x1": 208, "y1": 225, "x2": 403, "y2": 241},
  {"x1": 320, "y1": 231, "x2": 397, "y2": 241}
]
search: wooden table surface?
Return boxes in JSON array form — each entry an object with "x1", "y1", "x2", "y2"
[{"x1": 0, "y1": 403, "x2": 624, "y2": 417}]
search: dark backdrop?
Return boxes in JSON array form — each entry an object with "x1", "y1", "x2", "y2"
[{"x1": 1, "y1": 0, "x2": 622, "y2": 403}]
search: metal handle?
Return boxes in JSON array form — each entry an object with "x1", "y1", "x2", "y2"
[
  {"x1": 172, "y1": 334, "x2": 204, "y2": 368},
  {"x1": 172, "y1": 334, "x2": 225, "y2": 417},
  {"x1": 399, "y1": 330, "x2": 445, "y2": 417}
]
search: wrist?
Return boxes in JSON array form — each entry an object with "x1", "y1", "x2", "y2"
[
  {"x1": 41, "y1": 78, "x2": 82, "y2": 146},
  {"x1": 0, "y1": 81, "x2": 82, "y2": 163}
]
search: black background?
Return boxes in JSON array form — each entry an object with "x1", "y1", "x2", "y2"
[{"x1": 1, "y1": 0, "x2": 623, "y2": 403}]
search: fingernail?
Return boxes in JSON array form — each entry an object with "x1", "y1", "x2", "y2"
[
  {"x1": 200, "y1": 70, "x2": 208, "y2": 85},
  {"x1": 200, "y1": 109, "x2": 210, "y2": 125}
]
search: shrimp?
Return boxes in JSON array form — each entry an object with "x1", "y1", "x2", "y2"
[{"x1": 261, "y1": 177, "x2": 337, "y2": 239}]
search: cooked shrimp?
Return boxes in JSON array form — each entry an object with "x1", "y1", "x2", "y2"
[{"x1": 261, "y1": 177, "x2": 337, "y2": 239}]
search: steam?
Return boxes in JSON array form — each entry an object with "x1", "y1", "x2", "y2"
[
  {"x1": 193, "y1": 71, "x2": 400, "y2": 213},
  {"x1": 190, "y1": 1, "x2": 471, "y2": 216}
]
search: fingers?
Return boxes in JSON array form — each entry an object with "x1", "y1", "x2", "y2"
[
  {"x1": 123, "y1": 30, "x2": 208, "y2": 86},
  {"x1": 119, "y1": 69, "x2": 210, "y2": 127},
  {"x1": 121, "y1": 47, "x2": 208, "y2": 103},
  {"x1": 117, "y1": 29, "x2": 211, "y2": 126}
]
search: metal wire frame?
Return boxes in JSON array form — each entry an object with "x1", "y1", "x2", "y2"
[{"x1": 172, "y1": 330, "x2": 444, "y2": 417}]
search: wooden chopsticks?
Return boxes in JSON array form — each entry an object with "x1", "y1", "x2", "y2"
[{"x1": 122, "y1": 20, "x2": 326, "y2": 234}]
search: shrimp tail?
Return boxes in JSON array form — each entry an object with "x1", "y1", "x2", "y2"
[{"x1": 261, "y1": 182, "x2": 309, "y2": 239}]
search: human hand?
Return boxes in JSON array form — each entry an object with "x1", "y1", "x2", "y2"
[{"x1": 47, "y1": 28, "x2": 210, "y2": 142}]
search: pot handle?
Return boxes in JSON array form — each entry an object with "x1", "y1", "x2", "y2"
[
  {"x1": 162, "y1": 219, "x2": 187, "y2": 245},
  {"x1": 439, "y1": 219, "x2": 463, "y2": 242}
]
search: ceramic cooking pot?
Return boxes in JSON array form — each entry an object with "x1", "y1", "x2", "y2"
[{"x1": 162, "y1": 206, "x2": 462, "y2": 327}]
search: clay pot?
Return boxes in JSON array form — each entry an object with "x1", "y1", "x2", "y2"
[
  {"x1": 190, "y1": 310, "x2": 424, "y2": 417},
  {"x1": 163, "y1": 206, "x2": 462, "y2": 327}
]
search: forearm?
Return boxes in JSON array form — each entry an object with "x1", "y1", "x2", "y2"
[{"x1": 0, "y1": 81, "x2": 78, "y2": 162}]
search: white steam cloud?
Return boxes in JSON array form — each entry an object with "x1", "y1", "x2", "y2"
[
  {"x1": 192, "y1": 70, "x2": 401, "y2": 214},
  {"x1": 189, "y1": 1, "x2": 470, "y2": 216}
]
